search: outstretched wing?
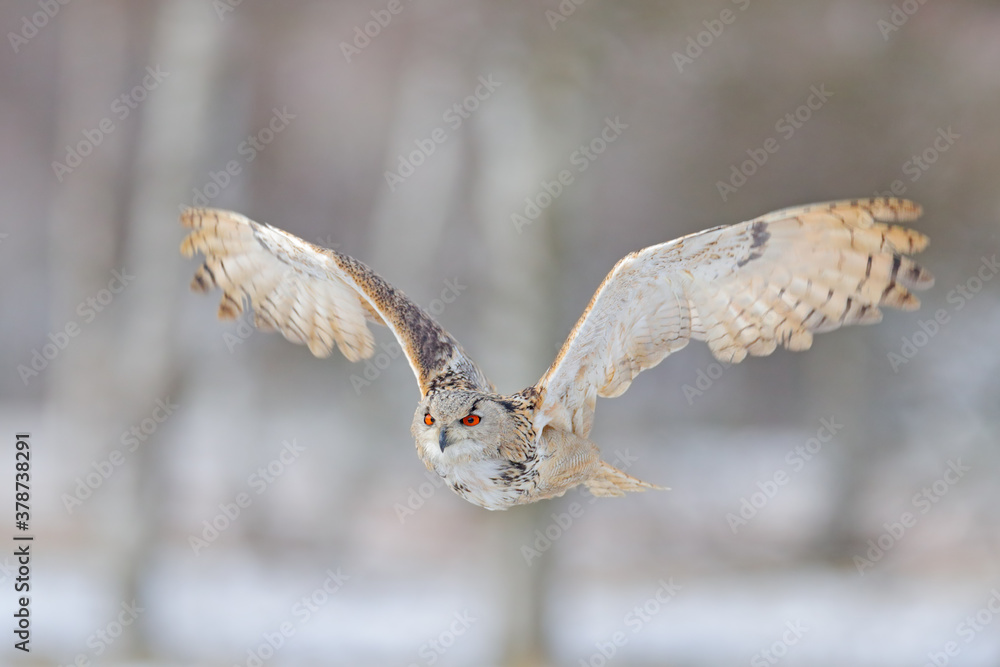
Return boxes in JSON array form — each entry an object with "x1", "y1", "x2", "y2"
[
  {"x1": 535, "y1": 198, "x2": 934, "y2": 436},
  {"x1": 179, "y1": 208, "x2": 490, "y2": 395}
]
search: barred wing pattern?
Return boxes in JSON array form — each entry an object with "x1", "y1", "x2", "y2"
[
  {"x1": 536, "y1": 198, "x2": 934, "y2": 437},
  {"x1": 180, "y1": 209, "x2": 490, "y2": 396}
]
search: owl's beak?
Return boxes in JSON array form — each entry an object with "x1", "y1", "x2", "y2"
[{"x1": 438, "y1": 427, "x2": 450, "y2": 452}]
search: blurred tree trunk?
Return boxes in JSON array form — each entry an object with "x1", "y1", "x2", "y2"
[
  {"x1": 48, "y1": 0, "x2": 228, "y2": 658},
  {"x1": 473, "y1": 78, "x2": 555, "y2": 667},
  {"x1": 117, "y1": 0, "x2": 227, "y2": 655},
  {"x1": 48, "y1": 0, "x2": 146, "y2": 658},
  {"x1": 470, "y1": 31, "x2": 602, "y2": 665}
]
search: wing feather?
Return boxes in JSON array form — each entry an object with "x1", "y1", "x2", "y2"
[
  {"x1": 180, "y1": 208, "x2": 490, "y2": 395},
  {"x1": 535, "y1": 198, "x2": 934, "y2": 436}
]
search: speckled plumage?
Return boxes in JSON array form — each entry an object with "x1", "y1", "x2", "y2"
[{"x1": 180, "y1": 198, "x2": 933, "y2": 510}]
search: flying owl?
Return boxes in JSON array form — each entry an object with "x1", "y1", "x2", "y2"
[{"x1": 179, "y1": 198, "x2": 933, "y2": 510}]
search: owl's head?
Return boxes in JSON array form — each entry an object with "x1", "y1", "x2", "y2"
[{"x1": 411, "y1": 390, "x2": 532, "y2": 466}]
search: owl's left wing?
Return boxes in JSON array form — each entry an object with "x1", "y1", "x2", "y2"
[
  {"x1": 180, "y1": 208, "x2": 490, "y2": 395},
  {"x1": 534, "y1": 198, "x2": 934, "y2": 437}
]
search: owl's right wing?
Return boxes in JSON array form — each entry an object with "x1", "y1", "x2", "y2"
[
  {"x1": 534, "y1": 198, "x2": 934, "y2": 437},
  {"x1": 180, "y1": 208, "x2": 491, "y2": 396}
]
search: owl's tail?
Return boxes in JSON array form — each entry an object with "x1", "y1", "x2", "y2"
[{"x1": 584, "y1": 461, "x2": 667, "y2": 497}]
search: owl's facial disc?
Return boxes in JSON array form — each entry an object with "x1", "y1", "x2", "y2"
[
  {"x1": 437, "y1": 412, "x2": 481, "y2": 452},
  {"x1": 413, "y1": 390, "x2": 502, "y2": 463}
]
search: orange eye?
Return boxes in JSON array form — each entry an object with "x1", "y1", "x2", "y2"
[
  {"x1": 423, "y1": 413, "x2": 435, "y2": 426},
  {"x1": 461, "y1": 414, "x2": 481, "y2": 426}
]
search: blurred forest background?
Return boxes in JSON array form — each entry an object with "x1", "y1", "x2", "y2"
[{"x1": 1, "y1": 0, "x2": 999, "y2": 665}]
